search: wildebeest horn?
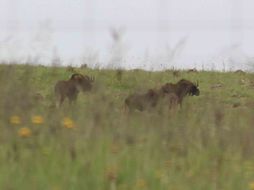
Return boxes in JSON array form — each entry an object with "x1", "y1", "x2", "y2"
[
  {"x1": 196, "y1": 81, "x2": 199, "y2": 87},
  {"x1": 71, "y1": 73, "x2": 79, "y2": 79},
  {"x1": 71, "y1": 73, "x2": 84, "y2": 80}
]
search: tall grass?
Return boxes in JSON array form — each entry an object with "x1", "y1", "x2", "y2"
[{"x1": 0, "y1": 64, "x2": 254, "y2": 189}]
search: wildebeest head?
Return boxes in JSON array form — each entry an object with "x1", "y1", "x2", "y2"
[
  {"x1": 187, "y1": 68, "x2": 198, "y2": 73},
  {"x1": 70, "y1": 73, "x2": 94, "y2": 92},
  {"x1": 189, "y1": 83, "x2": 200, "y2": 96}
]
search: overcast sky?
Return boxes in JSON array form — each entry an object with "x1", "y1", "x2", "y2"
[{"x1": 0, "y1": 0, "x2": 254, "y2": 70}]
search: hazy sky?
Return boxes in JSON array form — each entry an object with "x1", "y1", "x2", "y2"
[{"x1": 0, "y1": 0, "x2": 254, "y2": 70}]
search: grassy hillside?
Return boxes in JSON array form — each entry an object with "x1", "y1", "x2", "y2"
[{"x1": 0, "y1": 64, "x2": 254, "y2": 189}]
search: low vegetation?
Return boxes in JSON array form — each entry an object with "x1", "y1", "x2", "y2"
[{"x1": 0, "y1": 63, "x2": 254, "y2": 189}]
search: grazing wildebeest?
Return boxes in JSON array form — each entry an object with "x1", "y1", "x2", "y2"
[
  {"x1": 124, "y1": 89, "x2": 161, "y2": 111},
  {"x1": 234, "y1": 69, "x2": 245, "y2": 74},
  {"x1": 124, "y1": 79, "x2": 199, "y2": 112},
  {"x1": 160, "y1": 79, "x2": 200, "y2": 105},
  {"x1": 55, "y1": 73, "x2": 94, "y2": 106},
  {"x1": 187, "y1": 68, "x2": 198, "y2": 73},
  {"x1": 172, "y1": 70, "x2": 180, "y2": 77}
]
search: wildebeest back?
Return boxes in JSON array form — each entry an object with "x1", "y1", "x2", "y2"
[{"x1": 125, "y1": 89, "x2": 160, "y2": 111}]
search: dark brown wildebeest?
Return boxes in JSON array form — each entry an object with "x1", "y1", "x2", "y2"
[
  {"x1": 234, "y1": 69, "x2": 245, "y2": 74},
  {"x1": 55, "y1": 73, "x2": 94, "y2": 106},
  {"x1": 187, "y1": 68, "x2": 198, "y2": 73},
  {"x1": 172, "y1": 70, "x2": 180, "y2": 77},
  {"x1": 124, "y1": 79, "x2": 199, "y2": 112},
  {"x1": 124, "y1": 89, "x2": 161, "y2": 111},
  {"x1": 160, "y1": 79, "x2": 200, "y2": 105}
]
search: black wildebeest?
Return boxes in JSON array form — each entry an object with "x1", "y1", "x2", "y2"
[
  {"x1": 55, "y1": 73, "x2": 94, "y2": 106},
  {"x1": 124, "y1": 79, "x2": 200, "y2": 112},
  {"x1": 124, "y1": 89, "x2": 161, "y2": 111},
  {"x1": 160, "y1": 79, "x2": 200, "y2": 105},
  {"x1": 234, "y1": 69, "x2": 245, "y2": 74},
  {"x1": 187, "y1": 68, "x2": 198, "y2": 73}
]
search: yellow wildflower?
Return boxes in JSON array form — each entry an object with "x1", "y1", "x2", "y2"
[
  {"x1": 135, "y1": 179, "x2": 147, "y2": 189},
  {"x1": 155, "y1": 169, "x2": 164, "y2": 179},
  {"x1": 106, "y1": 165, "x2": 118, "y2": 182},
  {"x1": 249, "y1": 182, "x2": 254, "y2": 190},
  {"x1": 18, "y1": 127, "x2": 32, "y2": 138},
  {"x1": 31, "y1": 115, "x2": 44, "y2": 124},
  {"x1": 10, "y1": 115, "x2": 21, "y2": 125},
  {"x1": 62, "y1": 117, "x2": 75, "y2": 129}
]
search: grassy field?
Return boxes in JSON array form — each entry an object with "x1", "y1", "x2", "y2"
[{"x1": 0, "y1": 64, "x2": 254, "y2": 189}]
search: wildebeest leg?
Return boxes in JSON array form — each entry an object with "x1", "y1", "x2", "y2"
[
  {"x1": 69, "y1": 98, "x2": 76, "y2": 106},
  {"x1": 56, "y1": 95, "x2": 65, "y2": 108},
  {"x1": 123, "y1": 103, "x2": 129, "y2": 113},
  {"x1": 68, "y1": 93, "x2": 78, "y2": 106},
  {"x1": 123, "y1": 102, "x2": 136, "y2": 114}
]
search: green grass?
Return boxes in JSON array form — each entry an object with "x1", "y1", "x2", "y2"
[{"x1": 0, "y1": 64, "x2": 254, "y2": 189}]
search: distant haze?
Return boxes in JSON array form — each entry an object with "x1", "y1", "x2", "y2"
[{"x1": 1, "y1": 0, "x2": 254, "y2": 70}]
